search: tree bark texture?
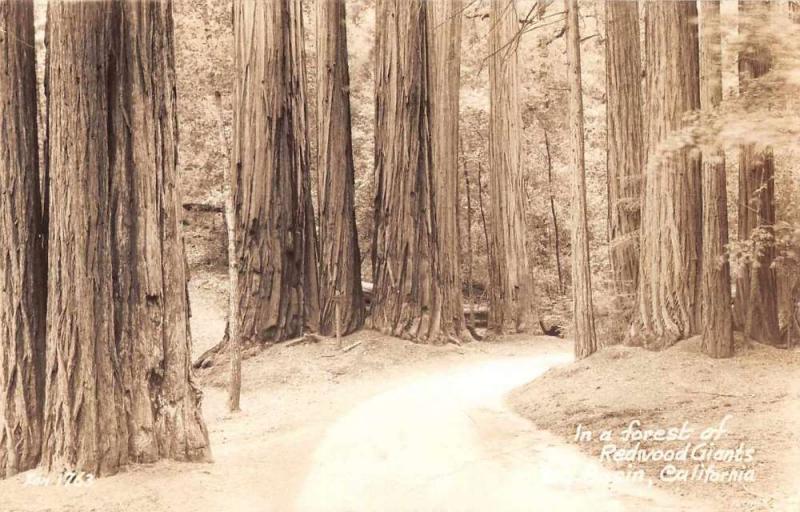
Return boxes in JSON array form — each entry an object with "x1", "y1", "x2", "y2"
[
  {"x1": 0, "y1": 0, "x2": 46, "y2": 478},
  {"x1": 699, "y1": 0, "x2": 734, "y2": 358},
  {"x1": 463, "y1": 152, "x2": 475, "y2": 323},
  {"x1": 635, "y1": 0, "x2": 703, "y2": 349},
  {"x1": 42, "y1": 1, "x2": 210, "y2": 477},
  {"x1": 488, "y1": 0, "x2": 534, "y2": 334},
  {"x1": 565, "y1": 0, "x2": 598, "y2": 359},
  {"x1": 316, "y1": 0, "x2": 364, "y2": 336},
  {"x1": 213, "y1": 91, "x2": 241, "y2": 412},
  {"x1": 372, "y1": 0, "x2": 454, "y2": 342},
  {"x1": 542, "y1": 129, "x2": 564, "y2": 295},
  {"x1": 427, "y1": 0, "x2": 467, "y2": 338},
  {"x1": 605, "y1": 0, "x2": 643, "y2": 301},
  {"x1": 231, "y1": 0, "x2": 320, "y2": 346},
  {"x1": 734, "y1": 0, "x2": 780, "y2": 344}
]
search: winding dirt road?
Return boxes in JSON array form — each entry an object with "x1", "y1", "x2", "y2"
[
  {"x1": 294, "y1": 354, "x2": 689, "y2": 512},
  {"x1": 0, "y1": 345, "x2": 695, "y2": 512}
]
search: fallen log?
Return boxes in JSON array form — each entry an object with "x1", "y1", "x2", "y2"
[
  {"x1": 284, "y1": 335, "x2": 314, "y2": 347},
  {"x1": 342, "y1": 341, "x2": 362, "y2": 353},
  {"x1": 183, "y1": 202, "x2": 224, "y2": 213}
]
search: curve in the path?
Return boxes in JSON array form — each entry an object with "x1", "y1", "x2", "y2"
[{"x1": 296, "y1": 353, "x2": 691, "y2": 512}]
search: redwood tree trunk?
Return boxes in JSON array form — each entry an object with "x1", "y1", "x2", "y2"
[
  {"x1": 231, "y1": 0, "x2": 319, "y2": 345},
  {"x1": 488, "y1": 0, "x2": 534, "y2": 335},
  {"x1": 42, "y1": 1, "x2": 210, "y2": 477},
  {"x1": 734, "y1": 0, "x2": 780, "y2": 344},
  {"x1": 42, "y1": 1, "x2": 122, "y2": 477},
  {"x1": 110, "y1": 0, "x2": 211, "y2": 462},
  {"x1": 605, "y1": 0, "x2": 643, "y2": 301},
  {"x1": 0, "y1": 0, "x2": 46, "y2": 478},
  {"x1": 316, "y1": 0, "x2": 364, "y2": 336},
  {"x1": 428, "y1": 0, "x2": 467, "y2": 339},
  {"x1": 700, "y1": 0, "x2": 734, "y2": 358},
  {"x1": 635, "y1": 1, "x2": 703, "y2": 349},
  {"x1": 371, "y1": 0, "x2": 453, "y2": 342},
  {"x1": 565, "y1": 0, "x2": 597, "y2": 359}
]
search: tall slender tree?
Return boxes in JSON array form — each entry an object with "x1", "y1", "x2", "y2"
[
  {"x1": 700, "y1": 0, "x2": 734, "y2": 358},
  {"x1": 605, "y1": 0, "x2": 643, "y2": 302},
  {"x1": 0, "y1": 0, "x2": 46, "y2": 478},
  {"x1": 215, "y1": 90, "x2": 241, "y2": 412},
  {"x1": 487, "y1": 0, "x2": 534, "y2": 335},
  {"x1": 372, "y1": 0, "x2": 455, "y2": 342},
  {"x1": 231, "y1": 0, "x2": 319, "y2": 346},
  {"x1": 635, "y1": 1, "x2": 703, "y2": 349},
  {"x1": 565, "y1": 0, "x2": 597, "y2": 359},
  {"x1": 734, "y1": 0, "x2": 780, "y2": 344},
  {"x1": 316, "y1": 0, "x2": 364, "y2": 337},
  {"x1": 428, "y1": 0, "x2": 467, "y2": 339},
  {"x1": 42, "y1": 0, "x2": 210, "y2": 477}
]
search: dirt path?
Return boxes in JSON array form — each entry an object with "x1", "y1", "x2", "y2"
[
  {"x1": 0, "y1": 343, "x2": 699, "y2": 512},
  {"x1": 0, "y1": 278, "x2": 698, "y2": 511},
  {"x1": 295, "y1": 354, "x2": 693, "y2": 512}
]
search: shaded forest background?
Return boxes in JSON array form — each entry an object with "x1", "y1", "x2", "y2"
[{"x1": 30, "y1": 0, "x2": 796, "y2": 343}]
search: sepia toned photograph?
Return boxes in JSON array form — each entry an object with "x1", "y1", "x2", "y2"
[{"x1": 0, "y1": 0, "x2": 798, "y2": 510}]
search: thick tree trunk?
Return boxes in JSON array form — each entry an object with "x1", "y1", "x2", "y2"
[
  {"x1": 0, "y1": 0, "x2": 46, "y2": 478},
  {"x1": 428, "y1": 0, "x2": 467, "y2": 339},
  {"x1": 231, "y1": 0, "x2": 319, "y2": 346},
  {"x1": 110, "y1": 0, "x2": 212, "y2": 462},
  {"x1": 699, "y1": 0, "x2": 734, "y2": 358},
  {"x1": 634, "y1": 1, "x2": 703, "y2": 349},
  {"x1": 372, "y1": 0, "x2": 453, "y2": 342},
  {"x1": 734, "y1": 0, "x2": 780, "y2": 345},
  {"x1": 316, "y1": 0, "x2": 365, "y2": 337},
  {"x1": 605, "y1": 0, "x2": 643, "y2": 301},
  {"x1": 787, "y1": 0, "x2": 800, "y2": 349},
  {"x1": 565, "y1": 0, "x2": 598, "y2": 359},
  {"x1": 42, "y1": 0, "x2": 122, "y2": 477},
  {"x1": 42, "y1": 1, "x2": 210, "y2": 477},
  {"x1": 487, "y1": 0, "x2": 534, "y2": 335}
]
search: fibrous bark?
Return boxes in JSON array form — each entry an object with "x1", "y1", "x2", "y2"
[
  {"x1": 42, "y1": 0, "x2": 210, "y2": 477},
  {"x1": 42, "y1": 1, "x2": 120, "y2": 476},
  {"x1": 605, "y1": 0, "x2": 643, "y2": 301},
  {"x1": 734, "y1": 0, "x2": 780, "y2": 344},
  {"x1": 487, "y1": 0, "x2": 534, "y2": 334},
  {"x1": 634, "y1": 0, "x2": 703, "y2": 349},
  {"x1": 565, "y1": 0, "x2": 597, "y2": 359},
  {"x1": 316, "y1": 0, "x2": 365, "y2": 336},
  {"x1": 0, "y1": 0, "x2": 46, "y2": 478},
  {"x1": 111, "y1": 0, "x2": 211, "y2": 461},
  {"x1": 699, "y1": 0, "x2": 734, "y2": 358},
  {"x1": 231, "y1": 0, "x2": 319, "y2": 346},
  {"x1": 428, "y1": 0, "x2": 467, "y2": 339},
  {"x1": 371, "y1": 0, "x2": 454, "y2": 342}
]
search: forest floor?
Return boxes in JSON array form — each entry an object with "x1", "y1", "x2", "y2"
[
  {"x1": 0, "y1": 271, "x2": 784, "y2": 511},
  {"x1": 510, "y1": 334, "x2": 800, "y2": 512}
]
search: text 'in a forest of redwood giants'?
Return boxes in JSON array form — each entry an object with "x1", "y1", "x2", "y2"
[{"x1": 570, "y1": 415, "x2": 758, "y2": 486}]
